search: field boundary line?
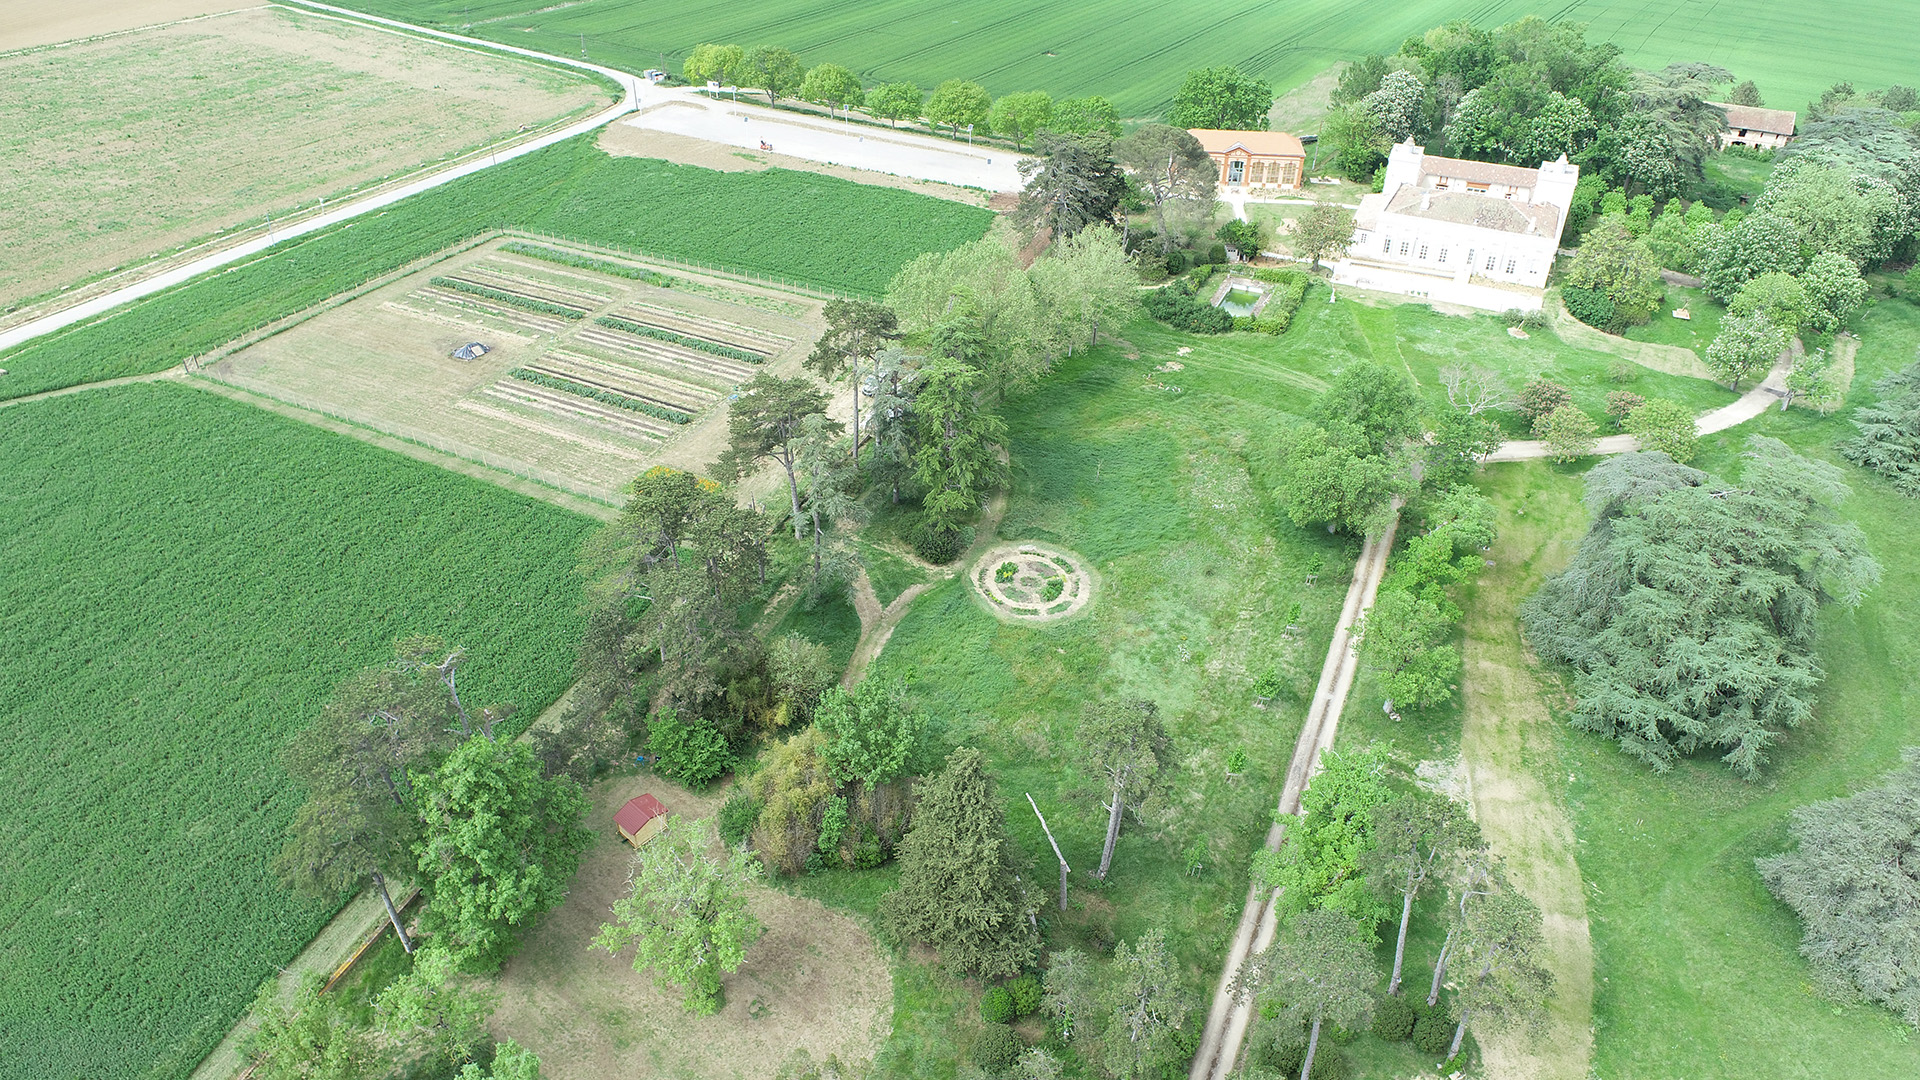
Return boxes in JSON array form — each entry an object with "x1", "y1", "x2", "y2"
[
  {"x1": 1190, "y1": 507, "x2": 1401, "y2": 1080},
  {"x1": 0, "y1": 5, "x2": 647, "y2": 357}
]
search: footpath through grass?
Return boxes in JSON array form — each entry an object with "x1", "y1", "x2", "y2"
[
  {"x1": 0, "y1": 135, "x2": 991, "y2": 400},
  {"x1": 0, "y1": 382, "x2": 594, "y2": 1080},
  {"x1": 337, "y1": 0, "x2": 1908, "y2": 121}
]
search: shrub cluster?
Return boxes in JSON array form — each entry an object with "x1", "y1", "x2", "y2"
[
  {"x1": 1561, "y1": 284, "x2": 1621, "y2": 333},
  {"x1": 1143, "y1": 278, "x2": 1232, "y2": 333}
]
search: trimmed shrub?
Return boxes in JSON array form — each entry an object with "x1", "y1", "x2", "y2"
[
  {"x1": 717, "y1": 790, "x2": 761, "y2": 847},
  {"x1": 1562, "y1": 284, "x2": 1622, "y2": 333},
  {"x1": 1520, "y1": 308, "x2": 1550, "y2": 330},
  {"x1": 981, "y1": 985, "x2": 1016, "y2": 1024},
  {"x1": 910, "y1": 517, "x2": 963, "y2": 564},
  {"x1": 1205, "y1": 242, "x2": 1229, "y2": 266},
  {"x1": 1247, "y1": 269, "x2": 1310, "y2": 334},
  {"x1": 1370, "y1": 995, "x2": 1417, "y2": 1041},
  {"x1": 971, "y1": 1023, "x2": 1022, "y2": 1072},
  {"x1": 1412, "y1": 1012, "x2": 1455, "y2": 1055},
  {"x1": 1006, "y1": 974, "x2": 1041, "y2": 1017},
  {"x1": 1163, "y1": 249, "x2": 1190, "y2": 274}
]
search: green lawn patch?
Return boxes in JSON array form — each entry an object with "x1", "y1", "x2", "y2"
[
  {"x1": 0, "y1": 382, "x2": 593, "y2": 1080},
  {"x1": 1620, "y1": 284, "x2": 1725, "y2": 357}
]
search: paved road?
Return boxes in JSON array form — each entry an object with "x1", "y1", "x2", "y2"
[
  {"x1": 0, "y1": 0, "x2": 653, "y2": 357},
  {"x1": 623, "y1": 93, "x2": 1024, "y2": 191}
]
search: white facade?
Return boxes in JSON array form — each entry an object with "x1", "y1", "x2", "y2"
[{"x1": 1332, "y1": 141, "x2": 1578, "y2": 312}]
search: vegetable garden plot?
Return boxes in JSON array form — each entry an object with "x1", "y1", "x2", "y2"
[{"x1": 573, "y1": 324, "x2": 759, "y2": 386}]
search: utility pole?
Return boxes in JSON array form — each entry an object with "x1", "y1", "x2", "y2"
[{"x1": 1027, "y1": 793, "x2": 1070, "y2": 911}]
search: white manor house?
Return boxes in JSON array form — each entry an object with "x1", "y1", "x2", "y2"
[{"x1": 1333, "y1": 140, "x2": 1579, "y2": 313}]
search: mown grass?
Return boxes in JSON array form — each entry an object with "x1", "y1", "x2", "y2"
[
  {"x1": 1620, "y1": 284, "x2": 1726, "y2": 356},
  {"x1": 855, "y1": 538, "x2": 939, "y2": 608},
  {"x1": 337, "y1": 0, "x2": 1910, "y2": 122},
  {"x1": 0, "y1": 382, "x2": 594, "y2": 1080}
]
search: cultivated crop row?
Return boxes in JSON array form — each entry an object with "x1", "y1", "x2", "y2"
[
  {"x1": 574, "y1": 324, "x2": 757, "y2": 386},
  {"x1": 595, "y1": 314, "x2": 767, "y2": 363},
  {"x1": 429, "y1": 275, "x2": 587, "y2": 319},
  {"x1": 483, "y1": 377, "x2": 677, "y2": 439},
  {"x1": 499, "y1": 241, "x2": 675, "y2": 286}
]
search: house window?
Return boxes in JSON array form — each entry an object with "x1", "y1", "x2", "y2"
[
  {"x1": 1399, "y1": 241, "x2": 1410, "y2": 256},
  {"x1": 1282, "y1": 162, "x2": 1298, "y2": 185},
  {"x1": 1485, "y1": 255, "x2": 1496, "y2": 270},
  {"x1": 1418, "y1": 245, "x2": 1429, "y2": 260},
  {"x1": 1383, "y1": 236, "x2": 1393, "y2": 254},
  {"x1": 1467, "y1": 182, "x2": 1489, "y2": 193},
  {"x1": 1228, "y1": 160, "x2": 1244, "y2": 184},
  {"x1": 1504, "y1": 190, "x2": 1515, "y2": 200},
  {"x1": 1505, "y1": 259, "x2": 1517, "y2": 274},
  {"x1": 1438, "y1": 249, "x2": 1448, "y2": 264}
]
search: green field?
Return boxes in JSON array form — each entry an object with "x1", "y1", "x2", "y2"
[
  {"x1": 0, "y1": 135, "x2": 992, "y2": 401},
  {"x1": 338, "y1": 0, "x2": 1910, "y2": 120},
  {"x1": 0, "y1": 382, "x2": 596, "y2": 1080}
]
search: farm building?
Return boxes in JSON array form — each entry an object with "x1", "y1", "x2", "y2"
[
  {"x1": 1333, "y1": 139, "x2": 1579, "y2": 313},
  {"x1": 615, "y1": 793, "x2": 669, "y2": 847},
  {"x1": 1710, "y1": 103, "x2": 1796, "y2": 149},
  {"x1": 1188, "y1": 129, "x2": 1306, "y2": 195}
]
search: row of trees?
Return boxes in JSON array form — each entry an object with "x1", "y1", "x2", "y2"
[
  {"x1": 681, "y1": 42, "x2": 1122, "y2": 146},
  {"x1": 1244, "y1": 745, "x2": 1553, "y2": 1075}
]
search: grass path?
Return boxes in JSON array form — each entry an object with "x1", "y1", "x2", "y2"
[{"x1": 1460, "y1": 465, "x2": 1593, "y2": 1080}]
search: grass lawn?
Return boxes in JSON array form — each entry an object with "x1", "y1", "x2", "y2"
[
  {"x1": 0, "y1": 382, "x2": 594, "y2": 1080},
  {"x1": 1621, "y1": 285, "x2": 1726, "y2": 357},
  {"x1": 1701, "y1": 148, "x2": 1780, "y2": 208},
  {"x1": 338, "y1": 0, "x2": 1910, "y2": 123}
]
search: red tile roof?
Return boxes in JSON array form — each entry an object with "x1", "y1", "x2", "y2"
[{"x1": 615, "y1": 794, "x2": 667, "y2": 835}]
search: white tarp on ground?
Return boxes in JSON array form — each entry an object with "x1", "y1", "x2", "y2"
[{"x1": 623, "y1": 96, "x2": 1024, "y2": 192}]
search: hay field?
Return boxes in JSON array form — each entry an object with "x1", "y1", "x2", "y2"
[
  {"x1": 349, "y1": 0, "x2": 1911, "y2": 121},
  {"x1": 0, "y1": 4, "x2": 607, "y2": 312},
  {"x1": 205, "y1": 236, "x2": 825, "y2": 501}
]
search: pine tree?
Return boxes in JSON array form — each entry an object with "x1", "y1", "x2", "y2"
[{"x1": 881, "y1": 747, "x2": 1038, "y2": 978}]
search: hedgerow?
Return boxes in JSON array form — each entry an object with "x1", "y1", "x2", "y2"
[
  {"x1": 499, "y1": 241, "x2": 676, "y2": 285},
  {"x1": 508, "y1": 366, "x2": 693, "y2": 423},
  {"x1": 429, "y1": 275, "x2": 586, "y2": 319},
  {"x1": 595, "y1": 315, "x2": 764, "y2": 363},
  {"x1": 0, "y1": 136, "x2": 991, "y2": 400},
  {"x1": 0, "y1": 383, "x2": 591, "y2": 1080}
]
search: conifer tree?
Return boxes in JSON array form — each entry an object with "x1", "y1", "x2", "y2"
[{"x1": 881, "y1": 747, "x2": 1038, "y2": 978}]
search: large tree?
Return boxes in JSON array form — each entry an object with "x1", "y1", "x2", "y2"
[
  {"x1": 865, "y1": 82, "x2": 924, "y2": 127},
  {"x1": 1700, "y1": 211, "x2": 1806, "y2": 303},
  {"x1": 1234, "y1": 909, "x2": 1377, "y2": 1080},
  {"x1": 813, "y1": 678, "x2": 929, "y2": 789},
  {"x1": 413, "y1": 738, "x2": 593, "y2": 968},
  {"x1": 1104, "y1": 929, "x2": 1192, "y2": 1080},
  {"x1": 1363, "y1": 794, "x2": 1481, "y2": 995},
  {"x1": 1028, "y1": 226, "x2": 1139, "y2": 357},
  {"x1": 1522, "y1": 440, "x2": 1881, "y2": 778},
  {"x1": 1113, "y1": 124, "x2": 1216, "y2": 254},
  {"x1": 886, "y1": 231, "x2": 1046, "y2": 393},
  {"x1": 1014, "y1": 132, "x2": 1124, "y2": 240},
  {"x1": 244, "y1": 978, "x2": 378, "y2": 1080},
  {"x1": 1565, "y1": 214, "x2": 1664, "y2": 327},
  {"x1": 909, "y1": 357, "x2": 1008, "y2": 533},
  {"x1": 1357, "y1": 588, "x2": 1459, "y2": 710},
  {"x1": 682, "y1": 43, "x2": 746, "y2": 87},
  {"x1": 1167, "y1": 65, "x2": 1272, "y2": 131},
  {"x1": 596, "y1": 816, "x2": 764, "y2": 1014},
  {"x1": 881, "y1": 747, "x2": 1038, "y2": 978},
  {"x1": 798, "y1": 63, "x2": 863, "y2": 117},
  {"x1": 792, "y1": 413, "x2": 863, "y2": 600},
  {"x1": 1446, "y1": 887, "x2": 1554, "y2": 1056},
  {"x1": 927, "y1": 79, "x2": 991, "y2": 135},
  {"x1": 720, "y1": 372, "x2": 835, "y2": 540},
  {"x1": 989, "y1": 90, "x2": 1054, "y2": 148},
  {"x1": 1051, "y1": 95, "x2": 1122, "y2": 137},
  {"x1": 1705, "y1": 309, "x2": 1787, "y2": 390},
  {"x1": 1757, "y1": 749, "x2": 1920, "y2": 1027},
  {"x1": 805, "y1": 298, "x2": 898, "y2": 467},
  {"x1": 1255, "y1": 743, "x2": 1394, "y2": 925},
  {"x1": 1082, "y1": 698, "x2": 1173, "y2": 880},
  {"x1": 1291, "y1": 203, "x2": 1357, "y2": 271},
  {"x1": 744, "y1": 46, "x2": 803, "y2": 103}
]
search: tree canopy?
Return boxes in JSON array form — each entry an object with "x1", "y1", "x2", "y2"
[
  {"x1": 1522, "y1": 440, "x2": 1881, "y2": 777},
  {"x1": 1166, "y1": 65, "x2": 1272, "y2": 130},
  {"x1": 1757, "y1": 749, "x2": 1920, "y2": 1027},
  {"x1": 595, "y1": 816, "x2": 764, "y2": 1014},
  {"x1": 881, "y1": 747, "x2": 1038, "y2": 977},
  {"x1": 1840, "y1": 358, "x2": 1920, "y2": 494}
]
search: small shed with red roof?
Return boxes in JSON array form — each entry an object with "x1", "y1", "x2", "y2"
[{"x1": 615, "y1": 793, "x2": 668, "y2": 847}]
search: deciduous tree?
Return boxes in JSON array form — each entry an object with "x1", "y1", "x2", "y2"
[
  {"x1": 1622, "y1": 397, "x2": 1698, "y2": 462},
  {"x1": 1446, "y1": 886, "x2": 1554, "y2": 1056},
  {"x1": 814, "y1": 678, "x2": 929, "y2": 788},
  {"x1": 413, "y1": 738, "x2": 593, "y2": 968},
  {"x1": 1029, "y1": 225, "x2": 1139, "y2": 355},
  {"x1": 1255, "y1": 743, "x2": 1394, "y2": 924},
  {"x1": 910, "y1": 357, "x2": 1008, "y2": 532},
  {"x1": 1051, "y1": 95, "x2": 1121, "y2": 137},
  {"x1": 745, "y1": 46, "x2": 803, "y2": 103},
  {"x1": 596, "y1": 816, "x2": 763, "y2": 1014},
  {"x1": 1104, "y1": 929, "x2": 1192, "y2": 1080},
  {"x1": 683, "y1": 43, "x2": 746, "y2": 87},
  {"x1": 865, "y1": 82, "x2": 924, "y2": 126},
  {"x1": 1357, "y1": 588, "x2": 1459, "y2": 709},
  {"x1": 989, "y1": 90, "x2": 1054, "y2": 148},
  {"x1": 1364, "y1": 794, "x2": 1481, "y2": 994},
  {"x1": 1799, "y1": 251, "x2": 1871, "y2": 334},
  {"x1": 1291, "y1": 203, "x2": 1356, "y2": 271},
  {"x1": 1705, "y1": 309, "x2": 1787, "y2": 390},
  {"x1": 799, "y1": 63, "x2": 863, "y2": 116},
  {"x1": 1535, "y1": 404, "x2": 1599, "y2": 462},
  {"x1": 927, "y1": 79, "x2": 991, "y2": 135},
  {"x1": 1167, "y1": 65, "x2": 1273, "y2": 131}
]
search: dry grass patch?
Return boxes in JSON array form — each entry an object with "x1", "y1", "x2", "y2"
[
  {"x1": 0, "y1": 5, "x2": 605, "y2": 310},
  {"x1": 597, "y1": 123, "x2": 991, "y2": 207},
  {"x1": 203, "y1": 236, "x2": 825, "y2": 501},
  {"x1": 491, "y1": 773, "x2": 892, "y2": 1080}
]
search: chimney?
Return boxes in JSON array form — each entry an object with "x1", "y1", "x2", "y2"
[{"x1": 1420, "y1": 190, "x2": 1432, "y2": 211}]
